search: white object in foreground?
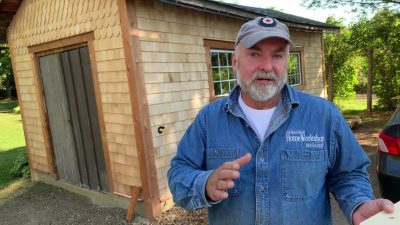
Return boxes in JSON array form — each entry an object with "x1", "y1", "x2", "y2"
[{"x1": 360, "y1": 201, "x2": 400, "y2": 225}]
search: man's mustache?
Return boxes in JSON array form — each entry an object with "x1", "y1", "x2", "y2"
[{"x1": 250, "y1": 71, "x2": 277, "y2": 83}]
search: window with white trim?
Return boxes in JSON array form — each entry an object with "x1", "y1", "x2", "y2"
[
  {"x1": 288, "y1": 52, "x2": 302, "y2": 86},
  {"x1": 210, "y1": 49, "x2": 236, "y2": 97}
]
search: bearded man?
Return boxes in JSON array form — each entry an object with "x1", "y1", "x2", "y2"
[{"x1": 167, "y1": 17, "x2": 394, "y2": 225}]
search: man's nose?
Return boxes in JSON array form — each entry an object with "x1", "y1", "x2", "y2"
[{"x1": 258, "y1": 59, "x2": 273, "y2": 72}]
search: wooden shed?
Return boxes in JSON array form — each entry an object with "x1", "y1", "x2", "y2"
[{"x1": 2, "y1": 0, "x2": 338, "y2": 218}]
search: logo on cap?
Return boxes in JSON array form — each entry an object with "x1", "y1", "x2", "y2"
[{"x1": 258, "y1": 17, "x2": 276, "y2": 27}]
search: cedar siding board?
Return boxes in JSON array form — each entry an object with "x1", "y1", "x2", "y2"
[{"x1": 5, "y1": 0, "x2": 336, "y2": 218}]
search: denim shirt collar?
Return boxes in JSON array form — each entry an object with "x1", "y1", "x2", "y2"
[{"x1": 225, "y1": 84, "x2": 300, "y2": 117}]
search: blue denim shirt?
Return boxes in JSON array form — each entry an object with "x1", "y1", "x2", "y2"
[{"x1": 168, "y1": 85, "x2": 373, "y2": 225}]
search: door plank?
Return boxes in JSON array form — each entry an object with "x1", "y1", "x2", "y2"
[
  {"x1": 79, "y1": 47, "x2": 109, "y2": 191},
  {"x1": 68, "y1": 48, "x2": 101, "y2": 190},
  {"x1": 60, "y1": 52, "x2": 89, "y2": 188},
  {"x1": 38, "y1": 54, "x2": 80, "y2": 185}
]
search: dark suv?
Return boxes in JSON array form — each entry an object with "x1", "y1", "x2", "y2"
[{"x1": 377, "y1": 104, "x2": 400, "y2": 202}]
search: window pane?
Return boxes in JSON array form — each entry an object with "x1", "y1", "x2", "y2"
[
  {"x1": 221, "y1": 81, "x2": 229, "y2": 95},
  {"x1": 288, "y1": 53, "x2": 301, "y2": 86},
  {"x1": 288, "y1": 75, "x2": 298, "y2": 85},
  {"x1": 214, "y1": 82, "x2": 221, "y2": 96},
  {"x1": 228, "y1": 67, "x2": 235, "y2": 79},
  {"x1": 227, "y1": 53, "x2": 232, "y2": 66},
  {"x1": 288, "y1": 54, "x2": 299, "y2": 75},
  {"x1": 212, "y1": 68, "x2": 220, "y2": 81},
  {"x1": 211, "y1": 52, "x2": 219, "y2": 67},
  {"x1": 220, "y1": 68, "x2": 229, "y2": 80},
  {"x1": 229, "y1": 81, "x2": 236, "y2": 90},
  {"x1": 219, "y1": 53, "x2": 228, "y2": 66}
]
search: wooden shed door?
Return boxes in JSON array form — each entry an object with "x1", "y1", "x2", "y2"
[{"x1": 39, "y1": 47, "x2": 109, "y2": 192}]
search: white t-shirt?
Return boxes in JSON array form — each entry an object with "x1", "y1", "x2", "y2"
[{"x1": 239, "y1": 94, "x2": 276, "y2": 140}]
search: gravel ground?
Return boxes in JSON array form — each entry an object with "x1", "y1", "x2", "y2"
[
  {"x1": 0, "y1": 180, "x2": 207, "y2": 225},
  {"x1": 0, "y1": 111, "x2": 391, "y2": 225}
]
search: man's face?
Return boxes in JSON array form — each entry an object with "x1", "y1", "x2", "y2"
[{"x1": 232, "y1": 38, "x2": 289, "y2": 103}]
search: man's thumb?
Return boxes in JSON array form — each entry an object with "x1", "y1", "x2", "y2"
[{"x1": 236, "y1": 153, "x2": 252, "y2": 167}]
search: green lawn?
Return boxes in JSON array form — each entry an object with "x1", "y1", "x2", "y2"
[
  {"x1": 0, "y1": 99, "x2": 26, "y2": 189},
  {"x1": 335, "y1": 96, "x2": 378, "y2": 116}
]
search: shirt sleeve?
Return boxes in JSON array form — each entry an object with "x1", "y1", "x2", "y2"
[
  {"x1": 326, "y1": 107, "x2": 374, "y2": 224},
  {"x1": 167, "y1": 110, "x2": 214, "y2": 210}
]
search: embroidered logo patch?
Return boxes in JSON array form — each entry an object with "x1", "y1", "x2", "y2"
[
  {"x1": 258, "y1": 17, "x2": 277, "y2": 27},
  {"x1": 285, "y1": 130, "x2": 324, "y2": 148}
]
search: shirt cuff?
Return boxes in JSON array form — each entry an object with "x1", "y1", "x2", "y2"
[{"x1": 197, "y1": 169, "x2": 223, "y2": 207}]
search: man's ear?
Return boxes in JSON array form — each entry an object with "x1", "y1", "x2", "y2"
[{"x1": 232, "y1": 53, "x2": 237, "y2": 73}]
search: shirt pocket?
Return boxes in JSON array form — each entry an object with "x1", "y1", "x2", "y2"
[
  {"x1": 281, "y1": 149, "x2": 328, "y2": 201},
  {"x1": 207, "y1": 148, "x2": 241, "y2": 197}
]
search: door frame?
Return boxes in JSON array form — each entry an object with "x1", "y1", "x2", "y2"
[{"x1": 28, "y1": 32, "x2": 114, "y2": 192}]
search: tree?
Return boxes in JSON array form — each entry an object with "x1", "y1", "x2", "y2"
[
  {"x1": 368, "y1": 9, "x2": 400, "y2": 110},
  {"x1": 0, "y1": 44, "x2": 16, "y2": 99},
  {"x1": 324, "y1": 17, "x2": 358, "y2": 101},
  {"x1": 349, "y1": 9, "x2": 400, "y2": 110},
  {"x1": 302, "y1": 0, "x2": 400, "y2": 13},
  {"x1": 350, "y1": 17, "x2": 376, "y2": 112}
]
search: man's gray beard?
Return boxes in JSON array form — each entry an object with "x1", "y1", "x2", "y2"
[{"x1": 237, "y1": 70, "x2": 287, "y2": 102}]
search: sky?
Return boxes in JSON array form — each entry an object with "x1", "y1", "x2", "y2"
[{"x1": 225, "y1": 0, "x2": 368, "y2": 25}]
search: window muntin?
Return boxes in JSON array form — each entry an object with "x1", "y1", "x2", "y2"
[
  {"x1": 288, "y1": 52, "x2": 302, "y2": 86},
  {"x1": 210, "y1": 49, "x2": 235, "y2": 97}
]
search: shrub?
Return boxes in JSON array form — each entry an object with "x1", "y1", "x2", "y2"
[
  {"x1": 9, "y1": 149, "x2": 31, "y2": 178},
  {"x1": 13, "y1": 105, "x2": 20, "y2": 114}
]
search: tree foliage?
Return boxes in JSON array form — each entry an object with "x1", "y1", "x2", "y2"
[
  {"x1": 367, "y1": 9, "x2": 400, "y2": 109},
  {"x1": 302, "y1": 0, "x2": 400, "y2": 14},
  {"x1": 350, "y1": 9, "x2": 400, "y2": 110},
  {"x1": 324, "y1": 17, "x2": 358, "y2": 100},
  {"x1": 0, "y1": 45, "x2": 16, "y2": 99},
  {"x1": 323, "y1": 9, "x2": 400, "y2": 110}
]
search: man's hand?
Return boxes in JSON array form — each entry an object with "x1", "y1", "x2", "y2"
[
  {"x1": 205, "y1": 153, "x2": 252, "y2": 202},
  {"x1": 352, "y1": 198, "x2": 394, "y2": 225}
]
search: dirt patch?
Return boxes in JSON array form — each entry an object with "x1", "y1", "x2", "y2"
[
  {"x1": 0, "y1": 111, "x2": 392, "y2": 225},
  {"x1": 352, "y1": 111, "x2": 393, "y2": 155}
]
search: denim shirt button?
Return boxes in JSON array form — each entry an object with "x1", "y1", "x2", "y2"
[{"x1": 259, "y1": 186, "x2": 264, "y2": 192}]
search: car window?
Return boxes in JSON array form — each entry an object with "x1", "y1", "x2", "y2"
[{"x1": 386, "y1": 105, "x2": 400, "y2": 126}]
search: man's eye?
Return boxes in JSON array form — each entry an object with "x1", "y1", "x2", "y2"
[
  {"x1": 250, "y1": 52, "x2": 260, "y2": 57},
  {"x1": 273, "y1": 54, "x2": 283, "y2": 59}
]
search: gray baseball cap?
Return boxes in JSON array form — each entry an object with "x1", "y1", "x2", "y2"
[{"x1": 235, "y1": 17, "x2": 292, "y2": 48}]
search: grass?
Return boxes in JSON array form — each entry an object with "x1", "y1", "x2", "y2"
[
  {"x1": 0, "y1": 99, "x2": 26, "y2": 189},
  {"x1": 334, "y1": 96, "x2": 378, "y2": 116}
]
